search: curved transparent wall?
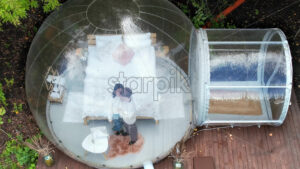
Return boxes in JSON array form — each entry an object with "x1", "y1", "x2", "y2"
[
  {"x1": 25, "y1": 0, "x2": 193, "y2": 168},
  {"x1": 191, "y1": 29, "x2": 292, "y2": 126}
]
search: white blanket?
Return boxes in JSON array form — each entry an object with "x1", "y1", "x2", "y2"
[{"x1": 82, "y1": 33, "x2": 159, "y2": 120}]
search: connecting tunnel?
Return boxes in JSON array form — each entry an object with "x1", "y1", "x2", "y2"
[{"x1": 190, "y1": 28, "x2": 292, "y2": 126}]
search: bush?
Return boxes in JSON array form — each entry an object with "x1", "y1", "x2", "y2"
[
  {"x1": 0, "y1": 135, "x2": 39, "y2": 169},
  {"x1": 177, "y1": 0, "x2": 236, "y2": 28},
  {"x1": 4, "y1": 78, "x2": 14, "y2": 88},
  {"x1": 43, "y1": 0, "x2": 61, "y2": 13},
  {"x1": 190, "y1": 0, "x2": 211, "y2": 28},
  {"x1": 0, "y1": 107, "x2": 6, "y2": 125},
  {"x1": 0, "y1": 83, "x2": 7, "y2": 107},
  {"x1": 13, "y1": 103, "x2": 23, "y2": 114},
  {"x1": 0, "y1": 83, "x2": 7, "y2": 125},
  {"x1": 0, "y1": 0, "x2": 61, "y2": 30}
]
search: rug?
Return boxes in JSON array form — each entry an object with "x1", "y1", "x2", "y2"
[
  {"x1": 107, "y1": 134, "x2": 144, "y2": 159},
  {"x1": 209, "y1": 99, "x2": 262, "y2": 115},
  {"x1": 208, "y1": 90, "x2": 262, "y2": 116}
]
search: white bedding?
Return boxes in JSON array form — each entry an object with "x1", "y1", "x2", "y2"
[{"x1": 82, "y1": 33, "x2": 159, "y2": 120}]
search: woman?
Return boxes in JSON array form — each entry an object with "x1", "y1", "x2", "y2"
[{"x1": 108, "y1": 83, "x2": 125, "y2": 135}]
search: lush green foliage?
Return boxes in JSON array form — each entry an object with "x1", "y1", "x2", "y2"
[
  {"x1": 43, "y1": 0, "x2": 61, "y2": 13},
  {"x1": 0, "y1": 107, "x2": 6, "y2": 125},
  {"x1": 0, "y1": 83, "x2": 7, "y2": 107},
  {"x1": 0, "y1": 83, "x2": 7, "y2": 125},
  {"x1": 210, "y1": 15, "x2": 236, "y2": 29},
  {"x1": 13, "y1": 103, "x2": 23, "y2": 114},
  {"x1": 177, "y1": 0, "x2": 236, "y2": 28},
  {"x1": 0, "y1": 0, "x2": 61, "y2": 30},
  {"x1": 190, "y1": 0, "x2": 211, "y2": 28},
  {"x1": 4, "y1": 78, "x2": 14, "y2": 88},
  {"x1": 0, "y1": 135, "x2": 39, "y2": 169}
]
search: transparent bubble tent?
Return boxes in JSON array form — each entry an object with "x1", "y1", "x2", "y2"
[{"x1": 25, "y1": 0, "x2": 292, "y2": 168}]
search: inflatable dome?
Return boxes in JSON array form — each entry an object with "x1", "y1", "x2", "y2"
[{"x1": 25, "y1": 0, "x2": 292, "y2": 168}]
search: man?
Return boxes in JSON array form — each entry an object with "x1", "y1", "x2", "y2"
[{"x1": 119, "y1": 87, "x2": 138, "y2": 145}]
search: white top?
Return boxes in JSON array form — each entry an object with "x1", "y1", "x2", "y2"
[{"x1": 119, "y1": 99, "x2": 137, "y2": 125}]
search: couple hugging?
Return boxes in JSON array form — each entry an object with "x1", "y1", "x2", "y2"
[{"x1": 108, "y1": 83, "x2": 138, "y2": 145}]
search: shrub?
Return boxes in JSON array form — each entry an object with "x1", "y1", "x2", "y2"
[
  {"x1": 0, "y1": 135, "x2": 39, "y2": 169},
  {"x1": 177, "y1": 0, "x2": 236, "y2": 29},
  {"x1": 0, "y1": 0, "x2": 61, "y2": 30},
  {"x1": 0, "y1": 83, "x2": 7, "y2": 107},
  {"x1": 0, "y1": 107, "x2": 6, "y2": 125},
  {"x1": 4, "y1": 78, "x2": 14, "y2": 88},
  {"x1": 190, "y1": 0, "x2": 212, "y2": 28},
  {"x1": 13, "y1": 103, "x2": 23, "y2": 114},
  {"x1": 43, "y1": 0, "x2": 61, "y2": 13}
]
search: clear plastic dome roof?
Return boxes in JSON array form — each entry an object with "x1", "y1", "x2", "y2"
[
  {"x1": 26, "y1": 0, "x2": 193, "y2": 168},
  {"x1": 25, "y1": 0, "x2": 292, "y2": 168}
]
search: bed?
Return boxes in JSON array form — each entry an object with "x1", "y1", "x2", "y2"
[{"x1": 81, "y1": 33, "x2": 163, "y2": 125}]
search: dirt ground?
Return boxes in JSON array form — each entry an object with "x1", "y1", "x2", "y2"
[{"x1": 0, "y1": 0, "x2": 299, "y2": 154}]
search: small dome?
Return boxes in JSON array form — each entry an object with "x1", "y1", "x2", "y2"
[{"x1": 26, "y1": 0, "x2": 194, "y2": 168}]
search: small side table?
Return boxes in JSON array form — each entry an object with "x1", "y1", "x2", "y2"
[{"x1": 82, "y1": 126, "x2": 109, "y2": 158}]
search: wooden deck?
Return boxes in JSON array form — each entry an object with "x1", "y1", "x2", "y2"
[{"x1": 37, "y1": 91, "x2": 300, "y2": 169}]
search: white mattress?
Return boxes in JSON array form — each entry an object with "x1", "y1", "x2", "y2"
[{"x1": 82, "y1": 33, "x2": 159, "y2": 120}]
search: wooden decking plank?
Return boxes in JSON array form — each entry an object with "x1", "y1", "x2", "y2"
[
  {"x1": 261, "y1": 126, "x2": 272, "y2": 169},
  {"x1": 212, "y1": 129, "x2": 220, "y2": 169},
  {"x1": 225, "y1": 128, "x2": 234, "y2": 169},
  {"x1": 244, "y1": 127, "x2": 253, "y2": 169},
  {"x1": 220, "y1": 129, "x2": 229, "y2": 169},
  {"x1": 281, "y1": 118, "x2": 294, "y2": 169},
  {"x1": 288, "y1": 111, "x2": 300, "y2": 168},
  {"x1": 277, "y1": 122, "x2": 290, "y2": 169},
  {"x1": 232, "y1": 128, "x2": 242, "y2": 169},
  {"x1": 291, "y1": 91, "x2": 300, "y2": 135},
  {"x1": 266, "y1": 125, "x2": 279, "y2": 169},
  {"x1": 204, "y1": 130, "x2": 210, "y2": 156},
  {"x1": 256, "y1": 126, "x2": 266, "y2": 169},
  {"x1": 285, "y1": 103, "x2": 300, "y2": 168},
  {"x1": 290, "y1": 92, "x2": 300, "y2": 168},
  {"x1": 256, "y1": 126, "x2": 265, "y2": 169},
  {"x1": 217, "y1": 129, "x2": 225, "y2": 169},
  {"x1": 199, "y1": 130, "x2": 206, "y2": 156},
  {"x1": 241, "y1": 127, "x2": 249, "y2": 169},
  {"x1": 198, "y1": 131, "x2": 204, "y2": 156},
  {"x1": 225, "y1": 128, "x2": 235, "y2": 169},
  {"x1": 248, "y1": 126, "x2": 260, "y2": 169},
  {"x1": 208, "y1": 130, "x2": 214, "y2": 157},
  {"x1": 271, "y1": 124, "x2": 283, "y2": 169},
  {"x1": 189, "y1": 137, "x2": 196, "y2": 169},
  {"x1": 238, "y1": 127, "x2": 248, "y2": 169},
  {"x1": 228, "y1": 128, "x2": 238, "y2": 169},
  {"x1": 284, "y1": 109, "x2": 298, "y2": 169}
]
